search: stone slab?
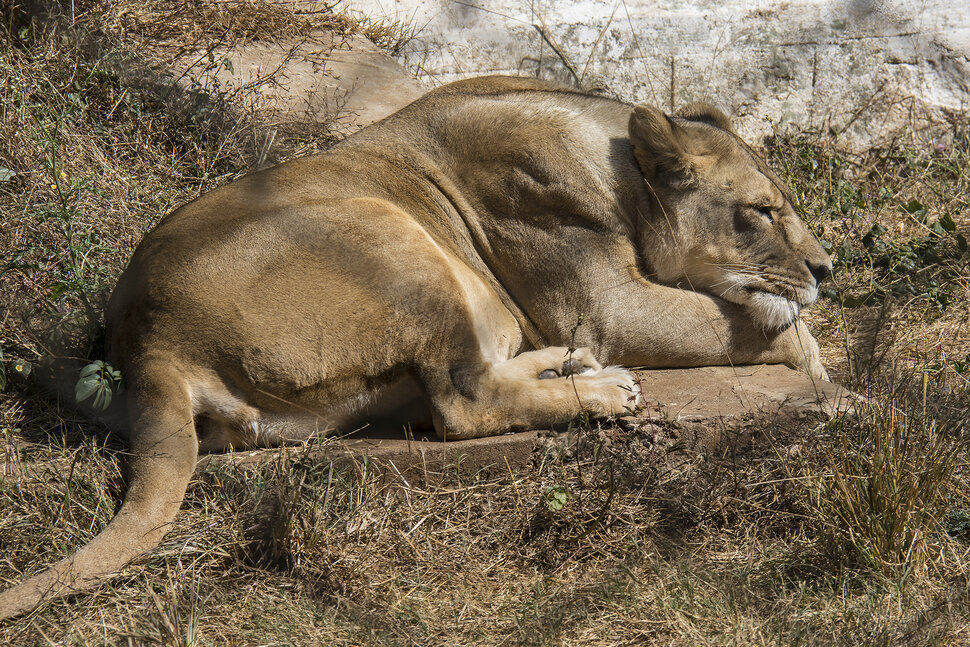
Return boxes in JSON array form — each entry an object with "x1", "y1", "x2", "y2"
[
  {"x1": 200, "y1": 364, "x2": 850, "y2": 482},
  {"x1": 634, "y1": 364, "x2": 849, "y2": 421},
  {"x1": 197, "y1": 429, "x2": 540, "y2": 487}
]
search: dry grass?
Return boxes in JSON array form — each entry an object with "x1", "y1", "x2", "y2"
[
  {"x1": 810, "y1": 379, "x2": 963, "y2": 579},
  {"x1": 2, "y1": 402, "x2": 968, "y2": 645},
  {"x1": 105, "y1": 0, "x2": 417, "y2": 54},
  {"x1": 1, "y1": 2, "x2": 970, "y2": 646},
  {"x1": 0, "y1": 12, "x2": 252, "y2": 360},
  {"x1": 19, "y1": 0, "x2": 416, "y2": 53}
]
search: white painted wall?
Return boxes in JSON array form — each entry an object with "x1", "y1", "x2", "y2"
[{"x1": 344, "y1": 0, "x2": 970, "y2": 146}]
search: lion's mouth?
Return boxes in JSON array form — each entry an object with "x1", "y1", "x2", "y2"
[
  {"x1": 707, "y1": 270, "x2": 818, "y2": 331},
  {"x1": 733, "y1": 280, "x2": 817, "y2": 330},
  {"x1": 745, "y1": 290, "x2": 801, "y2": 330}
]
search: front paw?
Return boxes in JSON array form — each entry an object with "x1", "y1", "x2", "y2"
[
  {"x1": 579, "y1": 366, "x2": 642, "y2": 415},
  {"x1": 785, "y1": 320, "x2": 829, "y2": 381},
  {"x1": 806, "y1": 356, "x2": 830, "y2": 382}
]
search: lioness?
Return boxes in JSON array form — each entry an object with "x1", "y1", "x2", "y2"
[{"x1": 0, "y1": 76, "x2": 830, "y2": 619}]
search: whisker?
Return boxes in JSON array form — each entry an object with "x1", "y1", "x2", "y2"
[
  {"x1": 711, "y1": 262, "x2": 762, "y2": 268},
  {"x1": 709, "y1": 277, "x2": 743, "y2": 290}
]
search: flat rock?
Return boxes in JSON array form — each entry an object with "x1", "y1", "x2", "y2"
[
  {"x1": 200, "y1": 364, "x2": 851, "y2": 483},
  {"x1": 634, "y1": 364, "x2": 848, "y2": 421}
]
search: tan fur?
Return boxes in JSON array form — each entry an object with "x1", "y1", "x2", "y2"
[{"x1": 0, "y1": 76, "x2": 831, "y2": 619}]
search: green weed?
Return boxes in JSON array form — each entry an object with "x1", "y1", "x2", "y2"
[
  {"x1": 8, "y1": 120, "x2": 116, "y2": 335},
  {"x1": 767, "y1": 133, "x2": 970, "y2": 317}
]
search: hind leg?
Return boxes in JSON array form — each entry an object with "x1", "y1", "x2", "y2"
[{"x1": 418, "y1": 345, "x2": 638, "y2": 441}]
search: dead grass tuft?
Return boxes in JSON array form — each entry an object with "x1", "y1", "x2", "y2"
[
  {"x1": 73, "y1": 0, "x2": 417, "y2": 54},
  {"x1": 809, "y1": 378, "x2": 966, "y2": 579}
]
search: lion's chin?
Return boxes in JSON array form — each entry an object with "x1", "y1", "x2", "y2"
[{"x1": 748, "y1": 292, "x2": 800, "y2": 331}]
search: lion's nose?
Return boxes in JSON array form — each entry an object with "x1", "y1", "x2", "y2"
[{"x1": 806, "y1": 260, "x2": 831, "y2": 286}]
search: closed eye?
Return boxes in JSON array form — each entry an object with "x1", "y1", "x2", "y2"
[{"x1": 753, "y1": 205, "x2": 774, "y2": 223}]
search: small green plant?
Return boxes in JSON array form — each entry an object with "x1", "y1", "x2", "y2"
[
  {"x1": 0, "y1": 350, "x2": 32, "y2": 391},
  {"x1": 944, "y1": 509, "x2": 970, "y2": 540},
  {"x1": 3, "y1": 116, "x2": 117, "y2": 348},
  {"x1": 11, "y1": 358, "x2": 31, "y2": 380},
  {"x1": 75, "y1": 360, "x2": 123, "y2": 410},
  {"x1": 42, "y1": 120, "x2": 113, "y2": 319},
  {"x1": 953, "y1": 354, "x2": 970, "y2": 392},
  {"x1": 542, "y1": 484, "x2": 571, "y2": 512},
  {"x1": 844, "y1": 200, "x2": 968, "y2": 310}
]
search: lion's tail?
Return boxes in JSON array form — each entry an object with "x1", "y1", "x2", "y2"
[{"x1": 0, "y1": 362, "x2": 198, "y2": 620}]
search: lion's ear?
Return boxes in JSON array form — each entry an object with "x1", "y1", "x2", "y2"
[
  {"x1": 628, "y1": 105, "x2": 695, "y2": 185},
  {"x1": 677, "y1": 102, "x2": 734, "y2": 133}
]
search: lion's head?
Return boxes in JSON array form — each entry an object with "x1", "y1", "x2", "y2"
[{"x1": 628, "y1": 103, "x2": 832, "y2": 331}]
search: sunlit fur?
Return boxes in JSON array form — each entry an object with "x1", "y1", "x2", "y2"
[
  {"x1": 749, "y1": 292, "x2": 801, "y2": 330},
  {"x1": 634, "y1": 104, "x2": 832, "y2": 335},
  {"x1": 710, "y1": 266, "x2": 817, "y2": 331}
]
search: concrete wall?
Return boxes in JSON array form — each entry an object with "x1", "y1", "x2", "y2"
[{"x1": 344, "y1": 0, "x2": 970, "y2": 147}]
